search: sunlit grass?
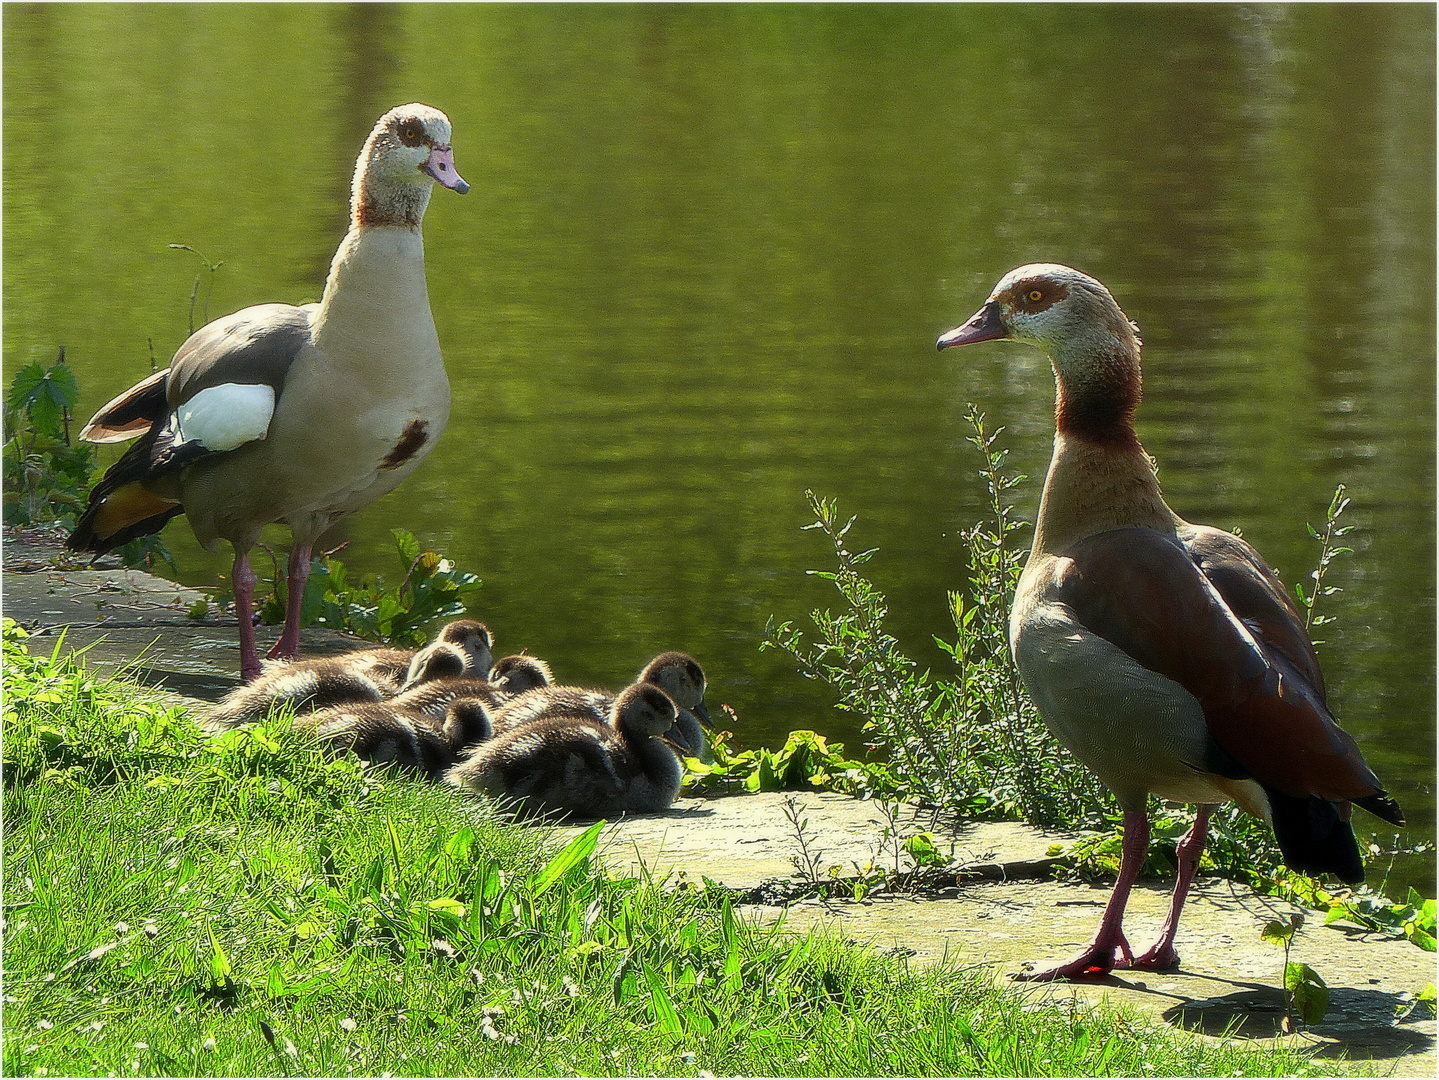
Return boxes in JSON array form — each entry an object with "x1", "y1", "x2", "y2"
[{"x1": 2, "y1": 621, "x2": 1351, "y2": 1077}]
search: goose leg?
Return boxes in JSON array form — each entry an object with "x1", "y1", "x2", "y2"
[
  {"x1": 267, "y1": 543, "x2": 312, "y2": 661},
  {"x1": 232, "y1": 550, "x2": 262, "y2": 682},
  {"x1": 1015, "y1": 809, "x2": 1147, "y2": 981},
  {"x1": 1124, "y1": 804, "x2": 1212, "y2": 971}
]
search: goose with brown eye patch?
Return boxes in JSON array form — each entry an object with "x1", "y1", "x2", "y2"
[
  {"x1": 936, "y1": 262, "x2": 1403, "y2": 983},
  {"x1": 67, "y1": 103, "x2": 469, "y2": 681}
]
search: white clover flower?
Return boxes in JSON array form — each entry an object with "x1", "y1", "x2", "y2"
[
  {"x1": 340, "y1": 1018, "x2": 357, "y2": 1033},
  {"x1": 201, "y1": 1037, "x2": 217, "y2": 1052}
]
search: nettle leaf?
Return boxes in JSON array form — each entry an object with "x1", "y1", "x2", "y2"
[
  {"x1": 1284, "y1": 961, "x2": 1329, "y2": 1024},
  {"x1": 6, "y1": 363, "x2": 45, "y2": 412},
  {"x1": 392, "y1": 528, "x2": 421, "y2": 564}
]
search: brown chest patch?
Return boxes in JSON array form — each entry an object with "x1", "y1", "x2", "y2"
[{"x1": 381, "y1": 420, "x2": 429, "y2": 470}]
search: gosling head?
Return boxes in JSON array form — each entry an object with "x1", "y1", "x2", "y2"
[
  {"x1": 637, "y1": 651, "x2": 713, "y2": 727},
  {"x1": 489, "y1": 654, "x2": 554, "y2": 695},
  {"x1": 436, "y1": 619, "x2": 494, "y2": 676},
  {"x1": 443, "y1": 698, "x2": 494, "y2": 750},
  {"x1": 403, "y1": 642, "x2": 468, "y2": 688},
  {"x1": 611, "y1": 683, "x2": 680, "y2": 740}
]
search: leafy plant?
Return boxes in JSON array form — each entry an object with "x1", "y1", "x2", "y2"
[
  {"x1": 168, "y1": 243, "x2": 225, "y2": 335},
  {"x1": 1261, "y1": 914, "x2": 1329, "y2": 1030},
  {"x1": 683, "y1": 726, "x2": 868, "y2": 796},
  {"x1": 257, "y1": 529, "x2": 483, "y2": 646},
  {"x1": 1296, "y1": 483, "x2": 1353, "y2": 643},
  {"x1": 763, "y1": 409, "x2": 1108, "y2": 828},
  {"x1": 3, "y1": 351, "x2": 92, "y2": 527}
]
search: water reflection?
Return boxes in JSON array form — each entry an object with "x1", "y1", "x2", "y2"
[{"x1": 3, "y1": 4, "x2": 1432, "y2": 889}]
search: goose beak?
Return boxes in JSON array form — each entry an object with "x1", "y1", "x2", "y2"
[
  {"x1": 424, "y1": 145, "x2": 469, "y2": 193},
  {"x1": 937, "y1": 301, "x2": 1006, "y2": 349}
]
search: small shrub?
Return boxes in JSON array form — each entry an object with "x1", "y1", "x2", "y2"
[{"x1": 255, "y1": 528, "x2": 483, "y2": 646}]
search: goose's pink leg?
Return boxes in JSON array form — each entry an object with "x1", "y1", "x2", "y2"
[
  {"x1": 232, "y1": 551, "x2": 262, "y2": 682},
  {"x1": 267, "y1": 543, "x2": 312, "y2": 661},
  {"x1": 1016, "y1": 810, "x2": 1147, "y2": 981},
  {"x1": 1125, "y1": 805, "x2": 1212, "y2": 971}
]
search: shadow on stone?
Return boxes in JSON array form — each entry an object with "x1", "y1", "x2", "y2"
[{"x1": 1165, "y1": 985, "x2": 1434, "y2": 1060}]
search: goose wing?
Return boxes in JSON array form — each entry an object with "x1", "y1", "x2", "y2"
[{"x1": 1052, "y1": 527, "x2": 1385, "y2": 806}]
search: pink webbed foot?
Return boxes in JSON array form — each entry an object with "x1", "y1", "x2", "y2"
[
  {"x1": 1014, "y1": 930, "x2": 1133, "y2": 982},
  {"x1": 1122, "y1": 940, "x2": 1182, "y2": 971}
]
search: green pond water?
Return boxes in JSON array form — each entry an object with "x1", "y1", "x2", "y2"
[{"x1": 5, "y1": 4, "x2": 1434, "y2": 892}]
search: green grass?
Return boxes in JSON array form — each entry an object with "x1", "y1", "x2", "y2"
[{"x1": 2, "y1": 622, "x2": 1350, "y2": 1077}]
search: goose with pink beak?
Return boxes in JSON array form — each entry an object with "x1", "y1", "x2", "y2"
[{"x1": 70, "y1": 103, "x2": 470, "y2": 681}]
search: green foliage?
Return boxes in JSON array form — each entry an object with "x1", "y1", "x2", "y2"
[
  {"x1": 683, "y1": 727, "x2": 868, "y2": 795},
  {"x1": 1296, "y1": 483, "x2": 1354, "y2": 643},
  {"x1": 763, "y1": 409, "x2": 1109, "y2": 828},
  {"x1": 1283, "y1": 962, "x2": 1330, "y2": 1026},
  {"x1": 259, "y1": 529, "x2": 483, "y2": 646},
  {"x1": 3, "y1": 358, "x2": 176, "y2": 573},
  {"x1": 0, "y1": 620, "x2": 1346, "y2": 1077},
  {"x1": 3, "y1": 353, "x2": 93, "y2": 527}
]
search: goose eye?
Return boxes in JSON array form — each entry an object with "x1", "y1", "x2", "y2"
[
  {"x1": 1028, "y1": 290, "x2": 1044, "y2": 303},
  {"x1": 398, "y1": 121, "x2": 424, "y2": 146}
]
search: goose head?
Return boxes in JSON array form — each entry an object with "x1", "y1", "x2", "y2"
[
  {"x1": 436, "y1": 619, "x2": 494, "y2": 677},
  {"x1": 611, "y1": 683, "x2": 680, "y2": 741},
  {"x1": 489, "y1": 654, "x2": 554, "y2": 695},
  {"x1": 403, "y1": 642, "x2": 470, "y2": 688},
  {"x1": 638, "y1": 652, "x2": 714, "y2": 728},
  {"x1": 353, "y1": 103, "x2": 469, "y2": 229},
  {"x1": 937, "y1": 264, "x2": 1144, "y2": 441}
]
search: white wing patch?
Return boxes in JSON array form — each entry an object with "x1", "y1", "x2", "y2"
[{"x1": 174, "y1": 383, "x2": 275, "y2": 450}]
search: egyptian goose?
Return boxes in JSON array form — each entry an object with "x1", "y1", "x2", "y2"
[
  {"x1": 483, "y1": 651, "x2": 713, "y2": 755},
  {"x1": 67, "y1": 104, "x2": 469, "y2": 681},
  {"x1": 203, "y1": 618, "x2": 491, "y2": 730},
  {"x1": 937, "y1": 263, "x2": 1404, "y2": 981},
  {"x1": 634, "y1": 652, "x2": 715, "y2": 762},
  {"x1": 308, "y1": 698, "x2": 493, "y2": 776},
  {"x1": 204, "y1": 656, "x2": 385, "y2": 732},
  {"x1": 445, "y1": 682, "x2": 684, "y2": 817}
]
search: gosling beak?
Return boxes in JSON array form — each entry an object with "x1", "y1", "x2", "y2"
[
  {"x1": 937, "y1": 300, "x2": 1006, "y2": 349},
  {"x1": 423, "y1": 144, "x2": 470, "y2": 193},
  {"x1": 690, "y1": 702, "x2": 716, "y2": 729},
  {"x1": 663, "y1": 734, "x2": 692, "y2": 758}
]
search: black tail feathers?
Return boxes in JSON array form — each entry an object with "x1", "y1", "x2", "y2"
[
  {"x1": 1265, "y1": 785, "x2": 1406, "y2": 886},
  {"x1": 1265, "y1": 786, "x2": 1364, "y2": 885}
]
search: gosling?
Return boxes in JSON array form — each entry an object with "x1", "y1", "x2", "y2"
[
  {"x1": 309, "y1": 698, "x2": 494, "y2": 776},
  {"x1": 204, "y1": 619, "x2": 492, "y2": 730},
  {"x1": 445, "y1": 682, "x2": 684, "y2": 818}
]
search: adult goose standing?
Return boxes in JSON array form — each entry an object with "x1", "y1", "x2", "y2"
[
  {"x1": 67, "y1": 103, "x2": 469, "y2": 681},
  {"x1": 937, "y1": 263, "x2": 1403, "y2": 981}
]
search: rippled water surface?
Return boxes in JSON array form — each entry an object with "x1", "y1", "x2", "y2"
[{"x1": 5, "y1": 5, "x2": 1433, "y2": 889}]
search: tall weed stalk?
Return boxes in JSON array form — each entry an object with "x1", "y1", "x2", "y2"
[{"x1": 763, "y1": 408, "x2": 1108, "y2": 828}]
